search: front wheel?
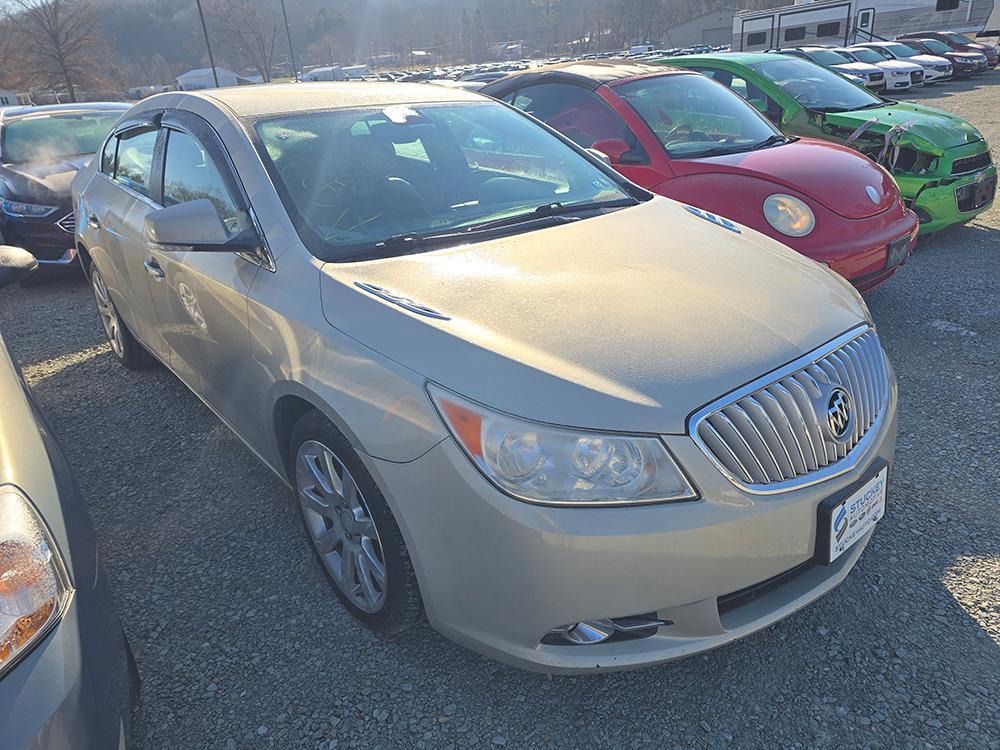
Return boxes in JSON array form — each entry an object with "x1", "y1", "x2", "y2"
[
  {"x1": 290, "y1": 411, "x2": 423, "y2": 633},
  {"x1": 90, "y1": 266, "x2": 155, "y2": 370}
]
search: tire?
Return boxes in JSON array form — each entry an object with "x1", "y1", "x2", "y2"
[
  {"x1": 289, "y1": 410, "x2": 423, "y2": 633},
  {"x1": 90, "y1": 266, "x2": 156, "y2": 370}
]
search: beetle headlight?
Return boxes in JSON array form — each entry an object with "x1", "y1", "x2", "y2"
[
  {"x1": 0, "y1": 486, "x2": 72, "y2": 678},
  {"x1": 763, "y1": 194, "x2": 815, "y2": 237},
  {"x1": 0, "y1": 199, "x2": 58, "y2": 218},
  {"x1": 428, "y1": 385, "x2": 696, "y2": 506}
]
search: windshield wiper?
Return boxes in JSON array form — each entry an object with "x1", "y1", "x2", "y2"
[
  {"x1": 749, "y1": 134, "x2": 789, "y2": 150},
  {"x1": 462, "y1": 197, "x2": 639, "y2": 232}
]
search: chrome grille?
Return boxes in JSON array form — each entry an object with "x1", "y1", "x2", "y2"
[
  {"x1": 692, "y1": 328, "x2": 890, "y2": 492},
  {"x1": 56, "y1": 212, "x2": 75, "y2": 234}
]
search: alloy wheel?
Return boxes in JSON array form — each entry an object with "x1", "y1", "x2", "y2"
[
  {"x1": 295, "y1": 440, "x2": 388, "y2": 613},
  {"x1": 92, "y1": 270, "x2": 124, "y2": 358}
]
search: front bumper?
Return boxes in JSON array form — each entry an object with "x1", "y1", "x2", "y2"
[
  {"x1": 1, "y1": 212, "x2": 77, "y2": 267},
  {"x1": 0, "y1": 565, "x2": 135, "y2": 749},
  {"x1": 372, "y1": 385, "x2": 898, "y2": 673},
  {"x1": 901, "y1": 162, "x2": 998, "y2": 234}
]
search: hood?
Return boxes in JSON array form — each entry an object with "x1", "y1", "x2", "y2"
[
  {"x1": 830, "y1": 62, "x2": 881, "y2": 75},
  {"x1": 674, "y1": 137, "x2": 898, "y2": 219},
  {"x1": 910, "y1": 54, "x2": 950, "y2": 66},
  {"x1": 875, "y1": 60, "x2": 923, "y2": 72},
  {"x1": 0, "y1": 155, "x2": 90, "y2": 205},
  {"x1": 952, "y1": 51, "x2": 988, "y2": 61},
  {"x1": 319, "y1": 198, "x2": 869, "y2": 434},
  {"x1": 823, "y1": 101, "x2": 984, "y2": 154}
]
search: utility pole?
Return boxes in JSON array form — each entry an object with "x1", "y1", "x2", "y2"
[
  {"x1": 279, "y1": 0, "x2": 299, "y2": 81},
  {"x1": 194, "y1": 0, "x2": 220, "y2": 88}
]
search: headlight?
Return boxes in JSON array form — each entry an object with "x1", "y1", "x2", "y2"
[
  {"x1": 763, "y1": 194, "x2": 815, "y2": 237},
  {"x1": 428, "y1": 385, "x2": 696, "y2": 505},
  {"x1": 0, "y1": 486, "x2": 72, "y2": 678},
  {"x1": 0, "y1": 199, "x2": 58, "y2": 218}
]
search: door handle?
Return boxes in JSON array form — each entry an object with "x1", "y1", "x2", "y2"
[
  {"x1": 86, "y1": 214, "x2": 100, "y2": 229},
  {"x1": 143, "y1": 259, "x2": 165, "y2": 280}
]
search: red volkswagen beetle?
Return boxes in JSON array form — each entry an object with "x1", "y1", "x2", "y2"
[{"x1": 482, "y1": 62, "x2": 919, "y2": 292}]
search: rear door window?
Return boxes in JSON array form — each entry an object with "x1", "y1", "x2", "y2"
[{"x1": 113, "y1": 128, "x2": 158, "y2": 198}]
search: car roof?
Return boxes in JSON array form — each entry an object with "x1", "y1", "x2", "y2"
[
  {"x1": 659, "y1": 52, "x2": 789, "y2": 66},
  {"x1": 184, "y1": 81, "x2": 485, "y2": 118},
  {"x1": 480, "y1": 61, "x2": 685, "y2": 97},
  {"x1": 0, "y1": 102, "x2": 129, "y2": 122}
]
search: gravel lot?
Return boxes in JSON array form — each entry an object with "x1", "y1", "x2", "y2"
[{"x1": 2, "y1": 75, "x2": 998, "y2": 749}]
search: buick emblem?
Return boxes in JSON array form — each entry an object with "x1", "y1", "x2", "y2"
[
  {"x1": 865, "y1": 185, "x2": 880, "y2": 203},
  {"x1": 825, "y1": 387, "x2": 853, "y2": 443}
]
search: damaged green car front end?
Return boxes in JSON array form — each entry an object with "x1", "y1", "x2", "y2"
[
  {"x1": 658, "y1": 53, "x2": 996, "y2": 234},
  {"x1": 789, "y1": 102, "x2": 996, "y2": 233}
]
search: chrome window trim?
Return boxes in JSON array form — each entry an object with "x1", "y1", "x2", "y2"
[{"x1": 688, "y1": 325, "x2": 891, "y2": 495}]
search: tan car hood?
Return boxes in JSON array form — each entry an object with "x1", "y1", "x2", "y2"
[{"x1": 320, "y1": 198, "x2": 869, "y2": 435}]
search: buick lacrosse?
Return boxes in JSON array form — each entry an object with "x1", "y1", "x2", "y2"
[{"x1": 72, "y1": 83, "x2": 897, "y2": 672}]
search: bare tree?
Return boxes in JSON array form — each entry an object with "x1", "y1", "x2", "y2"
[
  {"x1": 205, "y1": 0, "x2": 278, "y2": 83},
  {"x1": 8, "y1": 0, "x2": 111, "y2": 102}
]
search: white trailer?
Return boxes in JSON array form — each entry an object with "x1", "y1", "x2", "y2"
[{"x1": 733, "y1": 0, "x2": 997, "y2": 51}]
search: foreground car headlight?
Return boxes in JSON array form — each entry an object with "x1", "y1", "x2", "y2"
[
  {"x1": 763, "y1": 194, "x2": 815, "y2": 237},
  {"x1": 0, "y1": 487, "x2": 72, "y2": 678},
  {"x1": 428, "y1": 385, "x2": 696, "y2": 505},
  {"x1": 0, "y1": 199, "x2": 58, "y2": 218}
]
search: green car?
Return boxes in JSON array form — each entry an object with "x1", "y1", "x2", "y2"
[{"x1": 657, "y1": 52, "x2": 996, "y2": 234}]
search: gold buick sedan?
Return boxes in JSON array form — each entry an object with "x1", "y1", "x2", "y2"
[{"x1": 72, "y1": 82, "x2": 896, "y2": 672}]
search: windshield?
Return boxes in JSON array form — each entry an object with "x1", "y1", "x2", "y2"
[
  {"x1": 919, "y1": 39, "x2": 953, "y2": 54},
  {"x1": 750, "y1": 58, "x2": 883, "y2": 111},
  {"x1": 1, "y1": 111, "x2": 122, "y2": 164},
  {"x1": 846, "y1": 48, "x2": 888, "y2": 64},
  {"x1": 615, "y1": 74, "x2": 781, "y2": 159},
  {"x1": 883, "y1": 42, "x2": 918, "y2": 58},
  {"x1": 254, "y1": 102, "x2": 633, "y2": 259},
  {"x1": 941, "y1": 32, "x2": 972, "y2": 45},
  {"x1": 806, "y1": 49, "x2": 852, "y2": 66}
]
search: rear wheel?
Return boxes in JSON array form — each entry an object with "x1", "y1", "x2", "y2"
[
  {"x1": 290, "y1": 411, "x2": 423, "y2": 633},
  {"x1": 90, "y1": 267, "x2": 155, "y2": 370}
]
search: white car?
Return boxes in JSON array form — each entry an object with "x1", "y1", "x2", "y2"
[
  {"x1": 855, "y1": 41, "x2": 953, "y2": 84},
  {"x1": 838, "y1": 47, "x2": 924, "y2": 90}
]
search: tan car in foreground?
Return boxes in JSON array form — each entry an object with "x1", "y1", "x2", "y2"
[{"x1": 72, "y1": 83, "x2": 897, "y2": 672}]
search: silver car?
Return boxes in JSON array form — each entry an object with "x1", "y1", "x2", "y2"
[
  {"x1": 0, "y1": 246, "x2": 136, "y2": 747},
  {"x1": 72, "y1": 83, "x2": 898, "y2": 673}
]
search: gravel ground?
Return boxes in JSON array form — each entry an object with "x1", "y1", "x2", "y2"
[{"x1": 2, "y1": 75, "x2": 998, "y2": 749}]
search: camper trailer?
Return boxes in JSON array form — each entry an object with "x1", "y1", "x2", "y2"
[{"x1": 733, "y1": 0, "x2": 998, "y2": 52}]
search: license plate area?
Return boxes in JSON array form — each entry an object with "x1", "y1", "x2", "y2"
[
  {"x1": 885, "y1": 236, "x2": 911, "y2": 269},
  {"x1": 956, "y1": 174, "x2": 997, "y2": 212},
  {"x1": 815, "y1": 461, "x2": 888, "y2": 565}
]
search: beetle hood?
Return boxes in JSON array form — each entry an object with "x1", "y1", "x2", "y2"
[
  {"x1": 822, "y1": 102, "x2": 985, "y2": 155},
  {"x1": 320, "y1": 197, "x2": 869, "y2": 434},
  {"x1": 673, "y1": 137, "x2": 898, "y2": 219}
]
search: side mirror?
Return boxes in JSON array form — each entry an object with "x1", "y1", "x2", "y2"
[
  {"x1": 590, "y1": 138, "x2": 631, "y2": 165},
  {"x1": 144, "y1": 199, "x2": 258, "y2": 253},
  {"x1": 0, "y1": 245, "x2": 37, "y2": 290}
]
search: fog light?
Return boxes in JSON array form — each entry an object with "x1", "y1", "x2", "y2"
[{"x1": 560, "y1": 619, "x2": 615, "y2": 644}]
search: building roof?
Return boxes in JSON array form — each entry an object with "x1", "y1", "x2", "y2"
[
  {"x1": 177, "y1": 67, "x2": 238, "y2": 79},
  {"x1": 189, "y1": 82, "x2": 485, "y2": 118}
]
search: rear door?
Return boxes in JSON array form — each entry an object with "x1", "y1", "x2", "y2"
[{"x1": 84, "y1": 122, "x2": 170, "y2": 361}]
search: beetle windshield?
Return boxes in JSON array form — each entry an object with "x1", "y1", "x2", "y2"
[
  {"x1": 750, "y1": 58, "x2": 883, "y2": 111},
  {"x1": 253, "y1": 102, "x2": 635, "y2": 259},
  {"x1": 1, "y1": 111, "x2": 123, "y2": 164},
  {"x1": 615, "y1": 74, "x2": 781, "y2": 158}
]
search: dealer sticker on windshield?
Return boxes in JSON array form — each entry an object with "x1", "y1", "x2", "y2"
[{"x1": 827, "y1": 467, "x2": 887, "y2": 563}]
